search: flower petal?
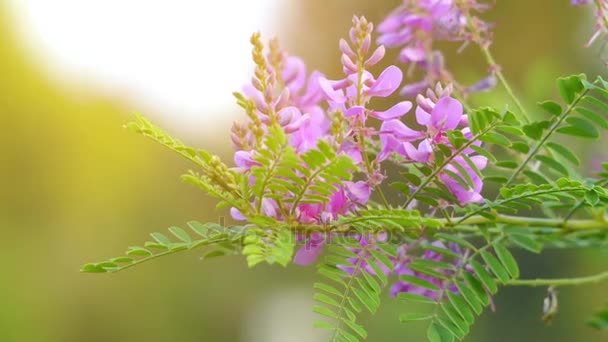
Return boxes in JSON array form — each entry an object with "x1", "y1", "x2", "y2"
[
  {"x1": 370, "y1": 101, "x2": 412, "y2": 120},
  {"x1": 230, "y1": 207, "x2": 246, "y2": 221},
  {"x1": 431, "y1": 96, "x2": 463, "y2": 131},
  {"x1": 380, "y1": 119, "x2": 424, "y2": 141},
  {"x1": 293, "y1": 243, "x2": 325, "y2": 265},
  {"x1": 367, "y1": 65, "x2": 403, "y2": 97},
  {"x1": 318, "y1": 77, "x2": 347, "y2": 103},
  {"x1": 345, "y1": 181, "x2": 371, "y2": 204}
]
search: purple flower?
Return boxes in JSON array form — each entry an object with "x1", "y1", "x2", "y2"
[
  {"x1": 293, "y1": 182, "x2": 371, "y2": 265},
  {"x1": 570, "y1": 0, "x2": 608, "y2": 46},
  {"x1": 439, "y1": 155, "x2": 488, "y2": 205},
  {"x1": 378, "y1": 1, "x2": 494, "y2": 96},
  {"x1": 378, "y1": 91, "x2": 465, "y2": 162},
  {"x1": 376, "y1": 84, "x2": 488, "y2": 203},
  {"x1": 417, "y1": 95, "x2": 464, "y2": 136},
  {"x1": 390, "y1": 241, "x2": 463, "y2": 299}
]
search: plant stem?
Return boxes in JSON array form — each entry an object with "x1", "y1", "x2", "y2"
[
  {"x1": 480, "y1": 47, "x2": 530, "y2": 123},
  {"x1": 503, "y1": 88, "x2": 588, "y2": 188},
  {"x1": 448, "y1": 213, "x2": 608, "y2": 231},
  {"x1": 506, "y1": 271, "x2": 608, "y2": 287}
]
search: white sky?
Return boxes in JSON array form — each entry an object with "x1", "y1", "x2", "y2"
[{"x1": 7, "y1": 0, "x2": 281, "y2": 132}]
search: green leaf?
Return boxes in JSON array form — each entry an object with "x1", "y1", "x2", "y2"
[
  {"x1": 493, "y1": 244, "x2": 520, "y2": 279},
  {"x1": 427, "y1": 323, "x2": 454, "y2": 342},
  {"x1": 168, "y1": 226, "x2": 192, "y2": 243},
  {"x1": 511, "y1": 142, "x2": 530, "y2": 154},
  {"x1": 150, "y1": 232, "x2": 172, "y2": 246},
  {"x1": 313, "y1": 320, "x2": 335, "y2": 331},
  {"x1": 469, "y1": 260, "x2": 498, "y2": 294},
  {"x1": 400, "y1": 275, "x2": 440, "y2": 291},
  {"x1": 539, "y1": 100, "x2": 562, "y2": 116},
  {"x1": 469, "y1": 145, "x2": 497, "y2": 163},
  {"x1": 188, "y1": 221, "x2": 209, "y2": 237},
  {"x1": 463, "y1": 273, "x2": 490, "y2": 306},
  {"x1": 313, "y1": 305, "x2": 339, "y2": 319},
  {"x1": 455, "y1": 283, "x2": 483, "y2": 315},
  {"x1": 576, "y1": 107, "x2": 608, "y2": 129},
  {"x1": 557, "y1": 117, "x2": 599, "y2": 138},
  {"x1": 585, "y1": 189, "x2": 600, "y2": 206},
  {"x1": 126, "y1": 246, "x2": 152, "y2": 257},
  {"x1": 399, "y1": 313, "x2": 434, "y2": 322},
  {"x1": 398, "y1": 292, "x2": 437, "y2": 304},
  {"x1": 441, "y1": 303, "x2": 470, "y2": 335},
  {"x1": 314, "y1": 293, "x2": 341, "y2": 308},
  {"x1": 446, "y1": 292, "x2": 475, "y2": 325},
  {"x1": 480, "y1": 251, "x2": 511, "y2": 283},
  {"x1": 509, "y1": 234, "x2": 543, "y2": 254},
  {"x1": 435, "y1": 315, "x2": 465, "y2": 340},
  {"x1": 557, "y1": 74, "x2": 584, "y2": 104},
  {"x1": 587, "y1": 305, "x2": 608, "y2": 330},
  {"x1": 342, "y1": 319, "x2": 367, "y2": 339},
  {"x1": 522, "y1": 121, "x2": 550, "y2": 140},
  {"x1": 496, "y1": 161, "x2": 518, "y2": 169},
  {"x1": 546, "y1": 142, "x2": 580, "y2": 165},
  {"x1": 480, "y1": 132, "x2": 511, "y2": 147},
  {"x1": 535, "y1": 155, "x2": 569, "y2": 175},
  {"x1": 314, "y1": 282, "x2": 344, "y2": 298}
]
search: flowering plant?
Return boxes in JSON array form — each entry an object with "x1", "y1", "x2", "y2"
[{"x1": 83, "y1": 1, "x2": 608, "y2": 341}]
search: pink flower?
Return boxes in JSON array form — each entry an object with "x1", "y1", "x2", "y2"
[
  {"x1": 293, "y1": 182, "x2": 371, "y2": 265},
  {"x1": 378, "y1": 0, "x2": 495, "y2": 96},
  {"x1": 439, "y1": 155, "x2": 488, "y2": 205}
]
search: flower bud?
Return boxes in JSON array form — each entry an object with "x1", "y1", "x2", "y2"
[{"x1": 365, "y1": 45, "x2": 385, "y2": 67}]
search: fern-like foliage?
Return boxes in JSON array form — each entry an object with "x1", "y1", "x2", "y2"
[
  {"x1": 249, "y1": 125, "x2": 358, "y2": 215},
  {"x1": 242, "y1": 226, "x2": 295, "y2": 268},
  {"x1": 336, "y1": 207, "x2": 443, "y2": 232},
  {"x1": 458, "y1": 178, "x2": 608, "y2": 221},
  {"x1": 474, "y1": 75, "x2": 608, "y2": 189},
  {"x1": 81, "y1": 221, "x2": 245, "y2": 273},
  {"x1": 313, "y1": 237, "x2": 395, "y2": 342},
  {"x1": 237, "y1": 124, "x2": 357, "y2": 267},
  {"x1": 83, "y1": 67, "x2": 608, "y2": 342},
  {"x1": 398, "y1": 237, "x2": 520, "y2": 342},
  {"x1": 126, "y1": 114, "x2": 248, "y2": 209}
]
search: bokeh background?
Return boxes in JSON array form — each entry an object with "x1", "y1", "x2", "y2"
[{"x1": 1, "y1": 1, "x2": 607, "y2": 341}]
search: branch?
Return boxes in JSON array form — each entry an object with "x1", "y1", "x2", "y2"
[
  {"x1": 503, "y1": 87, "x2": 589, "y2": 188},
  {"x1": 448, "y1": 213, "x2": 608, "y2": 231},
  {"x1": 506, "y1": 271, "x2": 608, "y2": 287}
]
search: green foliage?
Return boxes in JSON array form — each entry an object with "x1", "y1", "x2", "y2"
[
  {"x1": 336, "y1": 207, "x2": 443, "y2": 233},
  {"x1": 249, "y1": 125, "x2": 358, "y2": 213},
  {"x1": 459, "y1": 178, "x2": 606, "y2": 221},
  {"x1": 313, "y1": 238, "x2": 392, "y2": 342},
  {"x1": 587, "y1": 304, "x2": 608, "y2": 330},
  {"x1": 398, "y1": 238, "x2": 520, "y2": 342},
  {"x1": 81, "y1": 221, "x2": 245, "y2": 273},
  {"x1": 481, "y1": 74, "x2": 608, "y2": 189},
  {"x1": 86, "y1": 74, "x2": 608, "y2": 341},
  {"x1": 126, "y1": 114, "x2": 246, "y2": 209},
  {"x1": 242, "y1": 227, "x2": 295, "y2": 267}
]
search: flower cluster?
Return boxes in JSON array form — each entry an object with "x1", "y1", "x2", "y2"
[
  {"x1": 231, "y1": 17, "x2": 487, "y2": 285},
  {"x1": 379, "y1": 83, "x2": 487, "y2": 204},
  {"x1": 571, "y1": 0, "x2": 608, "y2": 46},
  {"x1": 377, "y1": 0, "x2": 495, "y2": 97},
  {"x1": 230, "y1": 30, "x2": 375, "y2": 264}
]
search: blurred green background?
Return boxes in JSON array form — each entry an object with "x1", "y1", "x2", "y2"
[{"x1": 1, "y1": 1, "x2": 607, "y2": 341}]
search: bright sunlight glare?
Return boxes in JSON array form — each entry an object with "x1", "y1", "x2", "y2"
[{"x1": 7, "y1": 0, "x2": 281, "y2": 131}]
